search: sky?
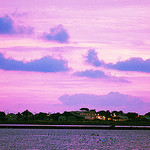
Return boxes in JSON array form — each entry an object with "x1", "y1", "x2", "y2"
[{"x1": 0, "y1": 0, "x2": 150, "y2": 114}]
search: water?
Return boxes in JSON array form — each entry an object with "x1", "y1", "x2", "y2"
[
  {"x1": 0, "y1": 129, "x2": 150, "y2": 150},
  {"x1": 0, "y1": 124, "x2": 111, "y2": 127}
]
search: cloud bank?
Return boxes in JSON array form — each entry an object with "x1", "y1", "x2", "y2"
[
  {"x1": 0, "y1": 15, "x2": 33, "y2": 35},
  {"x1": 106, "y1": 57, "x2": 150, "y2": 73},
  {"x1": 59, "y1": 92, "x2": 150, "y2": 113},
  {"x1": 85, "y1": 49, "x2": 102, "y2": 67},
  {"x1": 85, "y1": 49, "x2": 150, "y2": 73},
  {"x1": 43, "y1": 24, "x2": 69, "y2": 43},
  {"x1": 0, "y1": 52, "x2": 69, "y2": 72}
]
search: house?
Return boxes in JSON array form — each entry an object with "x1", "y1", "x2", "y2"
[
  {"x1": 112, "y1": 113, "x2": 128, "y2": 121},
  {"x1": 95, "y1": 114, "x2": 106, "y2": 120},
  {"x1": 80, "y1": 109, "x2": 96, "y2": 120},
  {"x1": 96, "y1": 110, "x2": 112, "y2": 121}
]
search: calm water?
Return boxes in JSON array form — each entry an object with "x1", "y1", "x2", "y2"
[{"x1": 0, "y1": 129, "x2": 150, "y2": 150}]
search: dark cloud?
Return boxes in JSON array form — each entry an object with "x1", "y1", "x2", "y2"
[
  {"x1": 43, "y1": 24, "x2": 69, "y2": 43},
  {"x1": 0, "y1": 15, "x2": 14, "y2": 34},
  {"x1": 0, "y1": 52, "x2": 69, "y2": 72},
  {"x1": 74, "y1": 69, "x2": 107, "y2": 78},
  {"x1": 84, "y1": 49, "x2": 150, "y2": 73},
  {"x1": 106, "y1": 57, "x2": 150, "y2": 73},
  {"x1": 59, "y1": 92, "x2": 150, "y2": 113},
  {"x1": 73, "y1": 69, "x2": 129, "y2": 82},
  {"x1": 0, "y1": 15, "x2": 33, "y2": 35},
  {"x1": 85, "y1": 49, "x2": 103, "y2": 67}
]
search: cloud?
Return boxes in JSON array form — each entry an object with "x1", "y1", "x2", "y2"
[
  {"x1": 0, "y1": 15, "x2": 14, "y2": 34},
  {"x1": 106, "y1": 57, "x2": 150, "y2": 73},
  {"x1": 42, "y1": 24, "x2": 69, "y2": 43},
  {"x1": 0, "y1": 52, "x2": 69, "y2": 72},
  {"x1": 84, "y1": 50, "x2": 150, "y2": 73},
  {"x1": 74, "y1": 69, "x2": 107, "y2": 78},
  {"x1": 85, "y1": 49, "x2": 103, "y2": 67},
  {"x1": 0, "y1": 15, "x2": 33, "y2": 35},
  {"x1": 73, "y1": 69, "x2": 129, "y2": 82},
  {"x1": 59, "y1": 92, "x2": 150, "y2": 113}
]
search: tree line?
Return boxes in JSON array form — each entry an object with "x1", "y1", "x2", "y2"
[{"x1": 0, "y1": 109, "x2": 150, "y2": 122}]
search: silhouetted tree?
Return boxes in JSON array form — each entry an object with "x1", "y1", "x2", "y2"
[
  {"x1": 50, "y1": 113, "x2": 61, "y2": 121},
  {"x1": 6, "y1": 113, "x2": 17, "y2": 121},
  {"x1": 0, "y1": 111, "x2": 6, "y2": 121},
  {"x1": 125, "y1": 112, "x2": 138, "y2": 120},
  {"x1": 97, "y1": 110, "x2": 106, "y2": 116},
  {"x1": 118, "y1": 111, "x2": 124, "y2": 115},
  {"x1": 21, "y1": 110, "x2": 33, "y2": 121},
  {"x1": 105, "y1": 110, "x2": 111, "y2": 118},
  {"x1": 80, "y1": 108, "x2": 89, "y2": 111},
  {"x1": 63, "y1": 111, "x2": 71, "y2": 116},
  {"x1": 16, "y1": 112, "x2": 22, "y2": 121},
  {"x1": 34, "y1": 112, "x2": 48, "y2": 120},
  {"x1": 145, "y1": 112, "x2": 150, "y2": 116}
]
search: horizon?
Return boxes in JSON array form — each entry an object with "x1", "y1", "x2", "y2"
[
  {"x1": 1, "y1": 108, "x2": 149, "y2": 116},
  {"x1": 0, "y1": 0, "x2": 150, "y2": 115}
]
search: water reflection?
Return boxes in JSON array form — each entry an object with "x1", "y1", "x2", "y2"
[{"x1": 0, "y1": 129, "x2": 150, "y2": 149}]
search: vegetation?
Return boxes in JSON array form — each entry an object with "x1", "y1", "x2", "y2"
[{"x1": 0, "y1": 109, "x2": 150, "y2": 126}]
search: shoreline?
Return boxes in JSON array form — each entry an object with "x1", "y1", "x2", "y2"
[{"x1": 0, "y1": 124, "x2": 150, "y2": 130}]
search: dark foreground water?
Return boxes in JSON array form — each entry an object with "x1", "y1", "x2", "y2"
[{"x1": 0, "y1": 129, "x2": 150, "y2": 150}]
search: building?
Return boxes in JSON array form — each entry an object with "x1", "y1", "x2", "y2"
[
  {"x1": 80, "y1": 109, "x2": 96, "y2": 120},
  {"x1": 112, "y1": 113, "x2": 128, "y2": 121},
  {"x1": 95, "y1": 114, "x2": 107, "y2": 120}
]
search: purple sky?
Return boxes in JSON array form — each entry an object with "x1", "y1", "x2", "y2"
[{"x1": 0, "y1": 0, "x2": 150, "y2": 114}]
